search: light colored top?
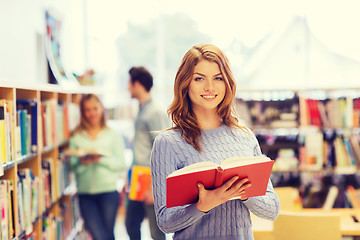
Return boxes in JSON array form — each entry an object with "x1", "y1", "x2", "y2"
[
  {"x1": 150, "y1": 124, "x2": 280, "y2": 240},
  {"x1": 133, "y1": 98, "x2": 169, "y2": 166},
  {"x1": 69, "y1": 127, "x2": 125, "y2": 194}
]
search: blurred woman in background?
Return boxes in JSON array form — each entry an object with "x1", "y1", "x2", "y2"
[{"x1": 69, "y1": 94, "x2": 125, "y2": 240}]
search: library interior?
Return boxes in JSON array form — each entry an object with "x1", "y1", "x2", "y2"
[{"x1": 1, "y1": 0, "x2": 360, "y2": 239}]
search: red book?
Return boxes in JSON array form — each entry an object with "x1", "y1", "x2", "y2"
[
  {"x1": 166, "y1": 156, "x2": 274, "y2": 208},
  {"x1": 307, "y1": 99, "x2": 321, "y2": 127}
]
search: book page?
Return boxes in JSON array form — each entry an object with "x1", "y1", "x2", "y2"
[
  {"x1": 64, "y1": 148, "x2": 111, "y2": 157},
  {"x1": 167, "y1": 161, "x2": 218, "y2": 178},
  {"x1": 220, "y1": 156, "x2": 271, "y2": 169}
]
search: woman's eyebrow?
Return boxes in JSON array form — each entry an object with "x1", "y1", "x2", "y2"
[
  {"x1": 194, "y1": 72, "x2": 205, "y2": 76},
  {"x1": 193, "y1": 72, "x2": 222, "y2": 77}
]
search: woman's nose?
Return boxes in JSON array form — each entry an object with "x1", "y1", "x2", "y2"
[{"x1": 204, "y1": 79, "x2": 215, "y2": 92}]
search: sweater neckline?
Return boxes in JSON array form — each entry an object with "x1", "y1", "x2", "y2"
[{"x1": 201, "y1": 124, "x2": 226, "y2": 135}]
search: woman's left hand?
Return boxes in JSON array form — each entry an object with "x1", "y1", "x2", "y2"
[{"x1": 83, "y1": 155, "x2": 101, "y2": 164}]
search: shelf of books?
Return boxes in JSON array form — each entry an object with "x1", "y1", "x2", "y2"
[
  {"x1": 236, "y1": 88, "x2": 360, "y2": 208},
  {"x1": 0, "y1": 84, "x2": 87, "y2": 240}
]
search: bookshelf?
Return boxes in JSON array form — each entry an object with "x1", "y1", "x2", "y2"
[
  {"x1": 0, "y1": 83, "x2": 94, "y2": 240},
  {"x1": 236, "y1": 88, "x2": 360, "y2": 208}
]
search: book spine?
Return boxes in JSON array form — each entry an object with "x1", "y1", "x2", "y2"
[
  {"x1": 19, "y1": 110, "x2": 27, "y2": 156},
  {"x1": 0, "y1": 119, "x2": 5, "y2": 164},
  {"x1": 41, "y1": 103, "x2": 47, "y2": 148},
  {"x1": 0, "y1": 101, "x2": 5, "y2": 164},
  {"x1": 214, "y1": 166, "x2": 224, "y2": 188},
  {"x1": 31, "y1": 103, "x2": 37, "y2": 152},
  {"x1": 25, "y1": 114, "x2": 31, "y2": 155}
]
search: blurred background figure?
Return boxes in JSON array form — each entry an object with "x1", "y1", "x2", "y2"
[
  {"x1": 69, "y1": 94, "x2": 126, "y2": 240},
  {"x1": 125, "y1": 67, "x2": 169, "y2": 240}
]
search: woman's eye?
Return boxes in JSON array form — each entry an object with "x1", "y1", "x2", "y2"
[
  {"x1": 194, "y1": 77, "x2": 203, "y2": 81},
  {"x1": 215, "y1": 77, "x2": 223, "y2": 81}
]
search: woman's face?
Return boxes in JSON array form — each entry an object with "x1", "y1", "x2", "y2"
[
  {"x1": 188, "y1": 60, "x2": 226, "y2": 115},
  {"x1": 83, "y1": 98, "x2": 103, "y2": 127}
]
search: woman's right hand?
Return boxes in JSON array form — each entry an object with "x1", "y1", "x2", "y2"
[
  {"x1": 79, "y1": 155, "x2": 100, "y2": 165},
  {"x1": 196, "y1": 176, "x2": 252, "y2": 213},
  {"x1": 79, "y1": 156, "x2": 92, "y2": 165}
]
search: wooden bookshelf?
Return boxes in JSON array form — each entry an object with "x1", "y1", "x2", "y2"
[{"x1": 0, "y1": 83, "x2": 92, "y2": 240}]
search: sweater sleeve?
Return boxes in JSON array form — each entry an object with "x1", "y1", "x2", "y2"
[
  {"x1": 97, "y1": 131, "x2": 126, "y2": 171},
  {"x1": 242, "y1": 131, "x2": 280, "y2": 221},
  {"x1": 150, "y1": 134, "x2": 207, "y2": 234}
]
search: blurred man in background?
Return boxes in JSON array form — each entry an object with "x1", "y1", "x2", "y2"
[{"x1": 126, "y1": 66, "x2": 168, "y2": 240}]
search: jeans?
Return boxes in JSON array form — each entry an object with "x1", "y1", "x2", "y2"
[
  {"x1": 78, "y1": 191, "x2": 120, "y2": 240},
  {"x1": 125, "y1": 199, "x2": 166, "y2": 240}
]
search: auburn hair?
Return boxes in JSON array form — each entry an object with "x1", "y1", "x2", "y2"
[{"x1": 168, "y1": 43, "x2": 247, "y2": 151}]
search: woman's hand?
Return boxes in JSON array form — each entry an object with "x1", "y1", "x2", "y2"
[
  {"x1": 89, "y1": 155, "x2": 101, "y2": 163},
  {"x1": 143, "y1": 185, "x2": 155, "y2": 205},
  {"x1": 79, "y1": 155, "x2": 101, "y2": 165},
  {"x1": 196, "y1": 176, "x2": 252, "y2": 213}
]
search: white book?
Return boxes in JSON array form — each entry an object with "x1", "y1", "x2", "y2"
[{"x1": 322, "y1": 186, "x2": 339, "y2": 210}]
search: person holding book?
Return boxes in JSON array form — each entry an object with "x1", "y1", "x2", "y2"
[
  {"x1": 69, "y1": 94, "x2": 125, "y2": 240},
  {"x1": 150, "y1": 43, "x2": 280, "y2": 239},
  {"x1": 125, "y1": 66, "x2": 168, "y2": 240}
]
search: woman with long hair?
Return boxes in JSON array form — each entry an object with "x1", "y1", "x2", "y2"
[
  {"x1": 69, "y1": 94, "x2": 125, "y2": 240},
  {"x1": 150, "y1": 44, "x2": 279, "y2": 239}
]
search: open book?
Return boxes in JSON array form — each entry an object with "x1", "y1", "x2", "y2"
[
  {"x1": 166, "y1": 156, "x2": 274, "y2": 208},
  {"x1": 64, "y1": 148, "x2": 112, "y2": 158}
]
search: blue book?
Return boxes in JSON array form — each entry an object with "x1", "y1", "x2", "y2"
[
  {"x1": 16, "y1": 99, "x2": 37, "y2": 152},
  {"x1": 17, "y1": 109, "x2": 28, "y2": 156}
]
